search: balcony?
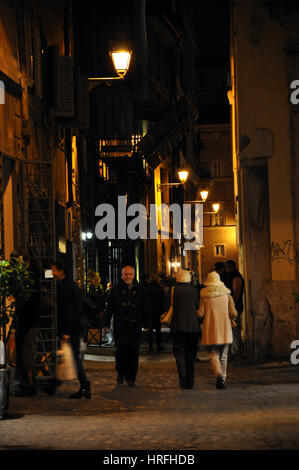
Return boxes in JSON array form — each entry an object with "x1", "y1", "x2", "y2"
[{"x1": 94, "y1": 138, "x2": 153, "y2": 202}]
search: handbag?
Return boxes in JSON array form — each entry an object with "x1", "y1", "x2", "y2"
[
  {"x1": 56, "y1": 341, "x2": 77, "y2": 381},
  {"x1": 160, "y1": 286, "x2": 175, "y2": 326}
]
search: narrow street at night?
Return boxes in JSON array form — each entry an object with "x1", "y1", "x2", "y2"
[
  {"x1": 1, "y1": 346, "x2": 299, "y2": 451},
  {"x1": 1, "y1": 0, "x2": 299, "y2": 463}
]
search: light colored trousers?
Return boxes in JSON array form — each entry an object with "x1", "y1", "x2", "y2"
[{"x1": 206, "y1": 344, "x2": 229, "y2": 380}]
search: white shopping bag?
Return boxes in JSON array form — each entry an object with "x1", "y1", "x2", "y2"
[{"x1": 56, "y1": 342, "x2": 77, "y2": 381}]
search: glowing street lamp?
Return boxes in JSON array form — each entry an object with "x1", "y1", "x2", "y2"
[
  {"x1": 157, "y1": 170, "x2": 189, "y2": 191},
  {"x1": 110, "y1": 50, "x2": 132, "y2": 78},
  {"x1": 212, "y1": 203, "x2": 220, "y2": 213},
  {"x1": 82, "y1": 231, "x2": 93, "y2": 241},
  {"x1": 178, "y1": 170, "x2": 189, "y2": 185},
  {"x1": 88, "y1": 50, "x2": 132, "y2": 86},
  {"x1": 200, "y1": 190, "x2": 209, "y2": 202}
]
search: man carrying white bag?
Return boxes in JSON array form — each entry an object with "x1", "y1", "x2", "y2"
[
  {"x1": 56, "y1": 341, "x2": 77, "y2": 382},
  {"x1": 46, "y1": 259, "x2": 91, "y2": 398}
]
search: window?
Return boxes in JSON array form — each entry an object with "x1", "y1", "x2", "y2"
[
  {"x1": 211, "y1": 209, "x2": 225, "y2": 226},
  {"x1": 99, "y1": 160, "x2": 109, "y2": 180},
  {"x1": 211, "y1": 160, "x2": 222, "y2": 177},
  {"x1": 214, "y1": 244, "x2": 226, "y2": 258}
]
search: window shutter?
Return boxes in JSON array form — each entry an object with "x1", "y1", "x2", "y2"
[
  {"x1": 55, "y1": 56, "x2": 75, "y2": 117},
  {"x1": 61, "y1": 69, "x2": 89, "y2": 128}
]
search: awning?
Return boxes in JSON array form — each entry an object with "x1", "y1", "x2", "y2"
[{"x1": 137, "y1": 94, "x2": 198, "y2": 170}]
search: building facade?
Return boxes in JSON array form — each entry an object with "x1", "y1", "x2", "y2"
[
  {"x1": 229, "y1": 0, "x2": 299, "y2": 359},
  {"x1": 0, "y1": 0, "x2": 87, "y2": 377}
]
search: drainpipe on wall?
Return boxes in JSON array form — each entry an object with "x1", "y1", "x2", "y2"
[{"x1": 64, "y1": 0, "x2": 73, "y2": 208}]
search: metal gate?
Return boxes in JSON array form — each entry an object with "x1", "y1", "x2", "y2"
[{"x1": 19, "y1": 160, "x2": 57, "y2": 381}]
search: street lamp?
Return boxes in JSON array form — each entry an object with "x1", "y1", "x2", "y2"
[
  {"x1": 88, "y1": 49, "x2": 132, "y2": 87},
  {"x1": 157, "y1": 170, "x2": 189, "y2": 191},
  {"x1": 82, "y1": 231, "x2": 94, "y2": 292},
  {"x1": 185, "y1": 190, "x2": 209, "y2": 204},
  {"x1": 110, "y1": 51, "x2": 132, "y2": 78},
  {"x1": 177, "y1": 170, "x2": 188, "y2": 184},
  {"x1": 185, "y1": 195, "x2": 220, "y2": 214},
  {"x1": 212, "y1": 203, "x2": 220, "y2": 213},
  {"x1": 200, "y1": 190, "x2": 209, "y2": 202}
]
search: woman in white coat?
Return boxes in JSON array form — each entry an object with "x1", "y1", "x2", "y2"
[{"x1": 197, "y1": 271, "x2": 237, "y2": 389}]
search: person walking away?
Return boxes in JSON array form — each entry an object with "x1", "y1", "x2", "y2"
[
  {"x1": 214, "y1": 262, "x2": 227, "y2": 284},
  {"x1": 11, "y1": 250, "x2": 41, "y2": 397},
  {"x1": 167, "y1": 270, "x2": 200, "y2": 389},
  {"x1": 225, "y1": 260, "x2": 245, "y2": 358},
  {"x1": 104, "y1": 266, "x2": 149, "y2": 386},
  {"x1": 103, "y1": 282, "x2": 114, "y2": 346},
  {"x1": 50, "y1": 259, "x2": 91, "y2": 399},
  {"x1": 197, "y1": 271, "x2": 237, "y2": 389},
  {"x1": 190, "y1": 271, "x2": 204, "y2": 363},
  {"x1": 146, "y1": 274, "x2": 165, "y2": 353}
]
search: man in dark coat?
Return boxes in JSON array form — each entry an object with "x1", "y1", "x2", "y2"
[
  {"x1": 167, "y1": 270, "x2": 201, "y2": 389},
  {"x1": 104, "y1": 265, "x2": 149, "y2": 386},
  {"x1": 225, "y1": 260, "x2": 245, "y2": 357},
  {"x1": 50, "y1": 259, "x2": 91, "y2": 398},
  {"x1": 146, "y1": 274, "x2": 165, "y2": 353},
  {"x1": 214, "y1": 262, "x2": 227, "y2": 283}
]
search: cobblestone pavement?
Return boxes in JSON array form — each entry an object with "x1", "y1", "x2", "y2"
[{"x1": 1, "y1": 348, "x2": 299, "y2": 451}]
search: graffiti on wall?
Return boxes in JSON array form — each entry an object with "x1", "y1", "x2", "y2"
[{"x1": 270, "y1": 240, "x2": 298, "y2": 264}]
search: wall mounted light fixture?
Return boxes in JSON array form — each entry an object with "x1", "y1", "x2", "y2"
[
  {"x1": 88, "y1": 50, "x2": 132, "y2": 88},
  {"x1": 157, "y1": 170, "x2": 189, "y2": 192}
]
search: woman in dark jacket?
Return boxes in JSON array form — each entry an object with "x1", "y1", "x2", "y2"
[
  {"x1": 146, "y1": 275, "x2": 165, "y2": 353},
  {"x1": 167, "y1": 270, "x2": 200, "y2": 389}
]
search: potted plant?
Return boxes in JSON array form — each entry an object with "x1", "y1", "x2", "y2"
[{"x1": 0, "y1": 257, "x2": 35, "y2": 418}]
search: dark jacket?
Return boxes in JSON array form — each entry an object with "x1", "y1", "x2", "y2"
[
  {"x1": 224, "y1": 270, "x2": 244, "y2": 313},
  {"x1": 166, "y1": 282, "x2": 200, "y2": 333},
  {"x1": 146, "y1": 281, "x2": 165, "y2": 328},
  {"x1": 56, "y1": 277, "x2": 84, "y2": 336},
  {"x1": 106, "y1": 280, "x2": 150, "y2": 347}
]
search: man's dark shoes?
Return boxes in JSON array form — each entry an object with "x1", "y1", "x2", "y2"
[
  {"x1": 216, "y1": 376, "x2": 226, "y2": 390},
  {"x1": 179, "y1": 375, "x2": 187, "y2": 389},
  {"x1": 69, "y1": 381, "x2": 91, "y2": 399},
  {"x1": 185, "y1": 377, "x2": 194, "y2": 389},
  {"x1": 117, "y1": 374, "x2": 124, "y2": 385},
  {"x1": 126, "y1": 378, "x2": 135, "y2": 386}
]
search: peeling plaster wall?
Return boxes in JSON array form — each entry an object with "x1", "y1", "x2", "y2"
[{"x1": 232, "y1": 0, "x2": 298, "y2": 359}]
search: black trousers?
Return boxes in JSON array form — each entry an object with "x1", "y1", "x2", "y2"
[
  {"x1": 70, "y1": 334, "x2": 87, "y2": 384},
  {"x1": 148, "y1": 324, "x2": 162, "y2": 349},
  {"x1": 115, "y1": 346, "x2": 140, "y2": 382},
  {"x1": 172, "y1": 332, "x2": 200, "y2": 387}
]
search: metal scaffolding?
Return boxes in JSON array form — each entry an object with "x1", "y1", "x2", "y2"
[{"x1": 19, "y1": 160, "x2": 57, "y2": 381}]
